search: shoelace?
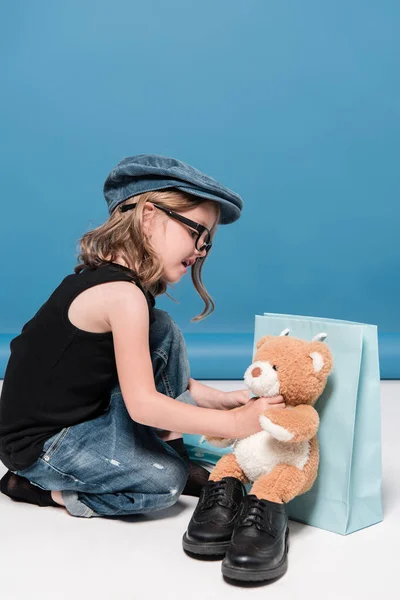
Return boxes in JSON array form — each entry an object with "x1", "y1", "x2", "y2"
[
  {"x1": 201, "y1": 479, "x2": 233, "y2": 509},
  {"x1": 239, "y1": 497, "x2": 277, "y2": 535}
]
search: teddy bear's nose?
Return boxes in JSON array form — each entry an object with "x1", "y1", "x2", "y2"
[{"x1": 251, "y1": 367, "x2": 262, "y2": 377}]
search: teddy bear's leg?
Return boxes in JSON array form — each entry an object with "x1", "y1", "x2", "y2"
[
  {"x1": 299, "y1": 437, "x2": 319, "y2": 495},
  {"x1": 250, "y1": 464, "x2": 306, "y2": 504},
  {"x1": 209, "y1": 452, "x2": 249, "y2": 483}
]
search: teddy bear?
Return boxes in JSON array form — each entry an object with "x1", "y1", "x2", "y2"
[{"x1": 183, "y1": 329, "x2": 333, "y2": 584}]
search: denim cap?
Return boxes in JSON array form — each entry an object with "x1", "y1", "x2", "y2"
[{"x1": 103, "y1": 154, "x2": 243, "y2": 225}]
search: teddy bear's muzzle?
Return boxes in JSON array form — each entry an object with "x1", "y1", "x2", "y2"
[{"x1": 244, "y1": 360, "x2": 280, "y2": 398}]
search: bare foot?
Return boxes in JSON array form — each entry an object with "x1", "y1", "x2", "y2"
[{"x1": 51, "y1": 490, "x2": 65, "y2": 507}]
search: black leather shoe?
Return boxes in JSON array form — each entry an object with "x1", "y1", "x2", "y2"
[
  {"x1": 182, "y1": 476, "x2": 247, "y2": 557},
  {"x1": 221, "y1": 494, "x2": 289, "y2": 582}
]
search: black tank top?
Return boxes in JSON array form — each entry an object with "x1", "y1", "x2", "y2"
[{"x1": 0, "y1": 262, "x2": 155, "y2": 471}]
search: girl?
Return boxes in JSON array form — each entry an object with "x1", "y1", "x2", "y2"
[{"x1": 0, "y1": 154, "x2": 284, "y2": 518}]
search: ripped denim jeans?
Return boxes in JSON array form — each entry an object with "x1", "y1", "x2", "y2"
[{"x1": 12, "y1": 309, "x2": 197, "y2": 518}]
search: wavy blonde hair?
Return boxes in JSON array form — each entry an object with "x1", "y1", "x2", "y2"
[{"x1": 74, "y1": 189, "x2": 221, "y2": 321}]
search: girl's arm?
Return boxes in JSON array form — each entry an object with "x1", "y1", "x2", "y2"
[
  {"x1": 105, "y1": 282, "x2": 273, "y2": 440},
  {"x1": 188, "y1": 378, "x2": 225, "y2": 409},
  {"x1": 105, "y1": 282, "x2": 235, "y2": 438},
  {"x1": 133, "y1": 390, "x2": 235, "y2": 438}
]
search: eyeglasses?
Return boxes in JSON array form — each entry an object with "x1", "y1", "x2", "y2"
[{"x1": 120, "y1": 202, "x2": 213, "y2": 254}]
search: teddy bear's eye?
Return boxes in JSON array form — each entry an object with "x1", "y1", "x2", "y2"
[{"x1": 272, "y1": 365, "x2": 278, "y2": 371}]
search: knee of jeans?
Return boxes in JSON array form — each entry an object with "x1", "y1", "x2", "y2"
[
  {"x1": 174, "y1": 457, "x2": 189, "y2": 495},
  {"x1": 152, "y1": 309, "x2": 183, "y2": 343},
  {"x1": 159, "y1": 455, "x2": 188, "y2": 497}
]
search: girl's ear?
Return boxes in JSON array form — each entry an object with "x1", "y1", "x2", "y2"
[{"x1": 142, "y1": 203, "x2": 157, "y2": 235}]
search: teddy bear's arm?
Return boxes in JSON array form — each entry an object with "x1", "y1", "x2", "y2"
[
  {"x1": 259, "y1": 405, "x2": 319, "y2": 443},
  {"x1": 202, "y1": 436, "x2": 236, "y2": 448}
]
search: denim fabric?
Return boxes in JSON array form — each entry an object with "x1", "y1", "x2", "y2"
[
  {"x1": 12, "y1": 309, "x2": 197, "y2": 518},
  {"x1": 103, "y1": 154, "x2": 243, "y2": 224}
]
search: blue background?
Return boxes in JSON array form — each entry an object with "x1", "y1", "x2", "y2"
[{"x1": 1, "y1": 1, "x2": 399, "y2": 377}]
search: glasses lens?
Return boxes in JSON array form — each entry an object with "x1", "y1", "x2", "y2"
[{"x1": 196, "y1": 230, "x2": 211, "y2": 252}]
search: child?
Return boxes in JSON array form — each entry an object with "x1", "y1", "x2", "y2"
[{"x1": 0, "y1": 154, "x2": 284, "y2": 518}]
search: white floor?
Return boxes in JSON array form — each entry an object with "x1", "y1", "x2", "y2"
[{"x1": 0, "y1": 380, "x2": 398, "y2": 600}]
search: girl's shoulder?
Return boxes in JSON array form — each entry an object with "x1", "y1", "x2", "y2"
[
  {"x1": 68, "y1": 279, "x2": 142, "y2": 335},
  {"x1": 65, "y1": 260, "x2": 155, "y2": 334}
]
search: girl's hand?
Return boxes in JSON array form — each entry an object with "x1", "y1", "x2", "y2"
[
  {"x1": 231, "y1": 396, "x2": 286, "y2": 439},
  {"x1": 220, "y1": 389, "x2": 251, "y2": 409},
  {"x1": 220, "y1": 389, "x2": 285, "y2": 410}
]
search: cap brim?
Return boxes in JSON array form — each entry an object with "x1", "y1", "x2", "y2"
[
  {"x1": 174, "y1": 185, "x2": 241, "y2": 225},
  {"x1": 107, "y1": 181, "x2": 242, "y2": 224}
]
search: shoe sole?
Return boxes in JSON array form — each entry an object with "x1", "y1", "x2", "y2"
[
  {"x1": 221, "y1": 528, "x2": 289, "y2": 582},
  {"x1": 182, "y1": 532, "x2": 231, "y2": 557}
]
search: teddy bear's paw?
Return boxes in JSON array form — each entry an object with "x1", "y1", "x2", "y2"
[
  {"x1": 203, "y1": 435, "x2": 236, "y2": 448},
  {"x1": 259, "y1": 415, "x2": 294, "y2": 441}
]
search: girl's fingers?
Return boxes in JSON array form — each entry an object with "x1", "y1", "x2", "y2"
[{"x1": 265, "y1": 395, "x2": 284, "y2": 404}]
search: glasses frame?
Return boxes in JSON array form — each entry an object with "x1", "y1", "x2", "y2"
[{"x1": 119, "y1": 201, "x2": 213, "y2": 254}]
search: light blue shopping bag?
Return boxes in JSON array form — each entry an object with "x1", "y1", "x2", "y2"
[{"x1": 185, "y1": 313, "x2": 383, "y2": 535}]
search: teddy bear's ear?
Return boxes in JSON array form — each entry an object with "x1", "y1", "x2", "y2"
[
  {"x1": 309, "y1": 341, "x2": 334, "y2": 375},
  {"x1": 256, "y1": 335, "x2": 274, "y2": 349},
  {"x1": 256, "y1": 329, "x2": 290, "y2": 349},
  {"x1": 310, "y1": 351, "x2": 325, "y2": 373}
]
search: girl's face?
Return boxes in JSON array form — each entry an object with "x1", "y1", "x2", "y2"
[{"x1": 143, "y1": 201, "x2": 219, "y2": 283}]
